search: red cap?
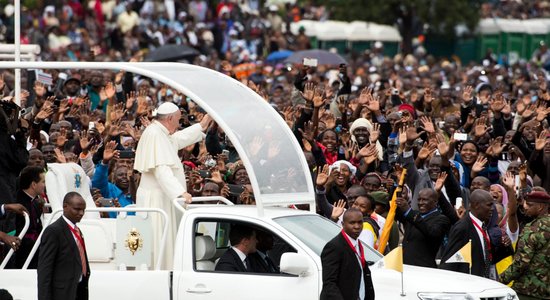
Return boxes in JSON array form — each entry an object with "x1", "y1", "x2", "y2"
[
  {"x1": 399, "y1": 103, "x2": 416, "y2": 118},
  {"x1": 525, "y1": 191, "x2": 550, "y2": 204}
]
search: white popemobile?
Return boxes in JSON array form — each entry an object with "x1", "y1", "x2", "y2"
[{"x1": 0, "y1": 62, "x2": 517, "y2": 300}]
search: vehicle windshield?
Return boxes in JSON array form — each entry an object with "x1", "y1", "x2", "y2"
[{"x1": 274, "y1": 215, "x2": 383, "y2": 263}]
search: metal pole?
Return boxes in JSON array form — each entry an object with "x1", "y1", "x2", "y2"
[
  {"x1": 399, "y1": 244, "x2": 406, "y2": 297},
  {"x1": 14, "y1": 0, "x2": 21, "y2": 107},
  {"x1": 400, "y1": 270, "x2": 406, "y2": 296}
]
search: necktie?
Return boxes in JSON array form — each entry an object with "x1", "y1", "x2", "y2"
[
  {"x1": 356, "y1": 243, "x2": 365, "y2": 300},
  {"x1": 481, "y1": 224, "x2": 491, "y2": 279},
  {"x1": 73, "y1": 226, "x2": 87, "y2": 277},
  {"x1": 265, "y1": 256, "x2": 276, "y2": 272},
  {"x1": 243, "y1": 256, "x2": 249, "y2": 271}
]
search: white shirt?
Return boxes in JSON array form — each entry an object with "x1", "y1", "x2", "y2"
[
  {"x1": 62, "y1": 216, "x2": 78, "y2": 242},
  {"x1": 505, "y1": 223, "x2": 519, "y2": 244},
  {"x1": 343, "y1": 232, "x2": 365, "y2": 300},
  {"x1": 469, "y1": 212, "x2": 487, "y2": 258},
  {"x1": 62, "y1": 216, "x2": 83, "y2": 281},
  {"x1": 232, "y1": 247, "x2": 248, "y2": 269},
  {"x1": 469, "y1": 213, "x2": 498, "y2": 279}
]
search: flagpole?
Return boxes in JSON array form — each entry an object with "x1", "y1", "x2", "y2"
[
  {"x1": 399, "y1": 244, "x2": 406, "y2": 297},
  {"x1": 468, "y1": 239, "x2": 472, "y2": 275},
  {"x1": 400, "y1": 270, "x2": 406, "y2": 296}
]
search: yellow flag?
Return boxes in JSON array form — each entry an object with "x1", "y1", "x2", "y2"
[
  {"x1": 375, "y1": 245, "x2": 403, "y2": 272},
  {"x1": 444, "y1": 240, "x2": 472, "y2": 267},
  {"x1": 378, "y1": 168, "x2": 407, "y2": 254}
]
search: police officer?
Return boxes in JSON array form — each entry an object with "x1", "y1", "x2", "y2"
[{"x1": 500, "y1": 191, "x2": 550, "y2": 300}]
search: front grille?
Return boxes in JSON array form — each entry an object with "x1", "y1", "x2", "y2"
[{"x1": 480, "y1": 297, "x2": 505, "y2": 300}]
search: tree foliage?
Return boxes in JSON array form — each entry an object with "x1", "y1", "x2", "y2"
[{"x1": 319, "y1": 0, "x2": 481, "y2": 37}]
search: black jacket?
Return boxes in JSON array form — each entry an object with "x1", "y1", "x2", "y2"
[
  {"x1": 215, "y1": 248, "x2": 256, "y2": 273},
  {"x1": 396, "y1": 208, "x2": 451, "y2": 268},
  {"x1": 37, "y1": 217, "x2": 90, "y2": 300},
  {"x1": 439, "y1": 215, "x2": 513, "y2": 277},
  {"x1": 15, "y1": 190, "x2": 43, "y2": 269},
  {"x1": 320, "y1": 233, "x2": 375, "y2": 300}
]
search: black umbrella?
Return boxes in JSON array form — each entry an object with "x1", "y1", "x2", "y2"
[
  {"x1": 284, "y1": 49, "x2": 347, "y2": 65},
  {"x1": 144, "y1": 44, "x2": 201, "y2": 62}
]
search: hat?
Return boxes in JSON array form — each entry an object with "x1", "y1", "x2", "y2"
[
  {"x1": 524, "y1": 191, "x2": 550, "y2": 204},
  {"x1": 4, "y1": 4, "x2": 14, "y2": 17},
  {"x1": 64, "y1": 77, "x2": 81, "y2": 86},
  {"x1": 369, "y1": 191, "x2": 389, "y2": 206},
  {"x1": 398, "y1": 103, "x2": 416, "y2": 117},
  {"x1": 475, "y1": 82, "x2": 493, "y2": 94},
  {"x1": 268, "y1": 4, "x2": 278, "y2": 12},
  {"x1": 153, "y1": 102, "x2": 179, "y2": 117},
  {"x1": 329, "y1": 160, "x2": 357, "y2": 177},
  {"x1": 364, "y1": 172, "x2": 383, "y2": 183},
  {"x1": 349, "y1": 118, "x2": 384, "y2": 161},
  {"x1": 219, "y1": 6, "x2": 231, "y2": 15}
]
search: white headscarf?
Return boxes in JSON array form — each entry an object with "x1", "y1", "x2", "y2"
[
  {"x1": 350, "y1": 118, "x2": 384, "y2": 161},
  {"x1": 329, "y1": 160, "x2": 357, "y2": 177}
]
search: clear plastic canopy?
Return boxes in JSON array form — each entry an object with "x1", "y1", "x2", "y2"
[{"x1": 0, "y1": 62, "x2": 315, "y2": 212}]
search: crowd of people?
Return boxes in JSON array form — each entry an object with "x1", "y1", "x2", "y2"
[
  {"x1": 0, "y1": 1, "x2": 548, "y2": 300},
  {"x1": 481, "y1": 0, "x2": 550, "y2": 19}
]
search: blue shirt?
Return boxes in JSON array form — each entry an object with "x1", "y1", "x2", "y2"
[
  {"x1": 91, "y1": 163, "x2": 133, "y2": 218},
  {"x1": 404, "y1": 207, "x2": 439, "y2": 219}
]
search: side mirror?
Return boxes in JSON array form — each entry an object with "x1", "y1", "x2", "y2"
[{"x1": 280, "y1": 253, "x2": 310, "y2": 276}]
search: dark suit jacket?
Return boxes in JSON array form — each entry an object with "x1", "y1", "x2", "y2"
[
  {"x1": 215, "y1": 248, "x2": 253, "y2": 273},
  {"x1": 400, "y1": 152, "x2": 462, "y2": 210},
  {"x1": 15, "y1": 190, "x2": 43, "y2": 269},
  {"x1": 396, "y1": 208, "x2": 451, "y2": 268},
  {"x1": 439, "y1": 216, "x2": 513, "y2": 277},
  {"x1": 248, "y1": 251, "x2": 279, "y2": 274},
  {"x1": 320, "y1": 233, "x2": 375, "y2": 300},
  {"x1": 37, "y1": 217, "x2": 90, "y2": 300}
]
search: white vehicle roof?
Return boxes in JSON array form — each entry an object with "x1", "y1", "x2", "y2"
[{"x1": 0, "y1": 61, "x2": 315, "y2": 215}]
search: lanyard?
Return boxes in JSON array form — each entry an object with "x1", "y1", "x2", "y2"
[
  {"x1": 341, "y1": 230, "x2": 366, "y2": 268},
  {"x1": 67, "y1": 223, "x2": 85, "y2": 249},
  {"x1": 470, "y1": 217, "x2": 492, "y2": 258}
]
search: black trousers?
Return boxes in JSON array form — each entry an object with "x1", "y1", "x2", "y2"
[{"x1": 76, "y1": 278, "x2": 89, "y2": 300}]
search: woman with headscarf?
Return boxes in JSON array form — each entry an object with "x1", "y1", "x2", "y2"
[
  {"x1": 491, "y1": 184, "x2": 510, "y2": 228},
  {"x1": 322, "y1": 160, "x2": 357, "y2": 205}
]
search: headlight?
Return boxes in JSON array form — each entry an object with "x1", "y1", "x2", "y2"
[{"x1": 417, "y1": 293, "x2": 474, "y2": 300}]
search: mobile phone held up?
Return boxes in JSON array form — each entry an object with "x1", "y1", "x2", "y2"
[
  {"x1": 119, "y1": 150, "x2": 135, "y2": 159},
  {"x1": 453, "y1": 132, "x2": 469, "y2": 141},
  {"x1": 303, "y1": 58, "x2": 318, "y2": 67},
  {"x1": 227, "y1": 184, "x2": 245, "y2": 196},
  {"x1": 99, "y1": 198, "x2": 114, "y2": 207}
]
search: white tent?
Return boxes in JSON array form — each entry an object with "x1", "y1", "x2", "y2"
[
  {"x1": 316, "y1": 21, "x2": 349, "y2": 41},
  {"x1": 289, "y1": 19, "x2": 318, "y2": 36},
  {"x1": 495, "y1": 19, "x2": 526, "y2": 33},
  {"x1": 478, "y1": 18, "x2": 500, "y2": 34},
  {"x1": 523, "y1": 19, "x2": 549, "y2": 34}
]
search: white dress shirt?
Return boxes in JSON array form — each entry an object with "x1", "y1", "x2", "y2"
[
  {"x1": 232, "y1": 246, "x2": 248, "y2": 269},
  {"x1": 344, "y1": 232, "x2": 365, "y2": 300}
]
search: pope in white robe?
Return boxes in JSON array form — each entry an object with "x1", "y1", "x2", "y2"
[{"x1": 134, "y1": 102, "x2": 211, "y2": 269}]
